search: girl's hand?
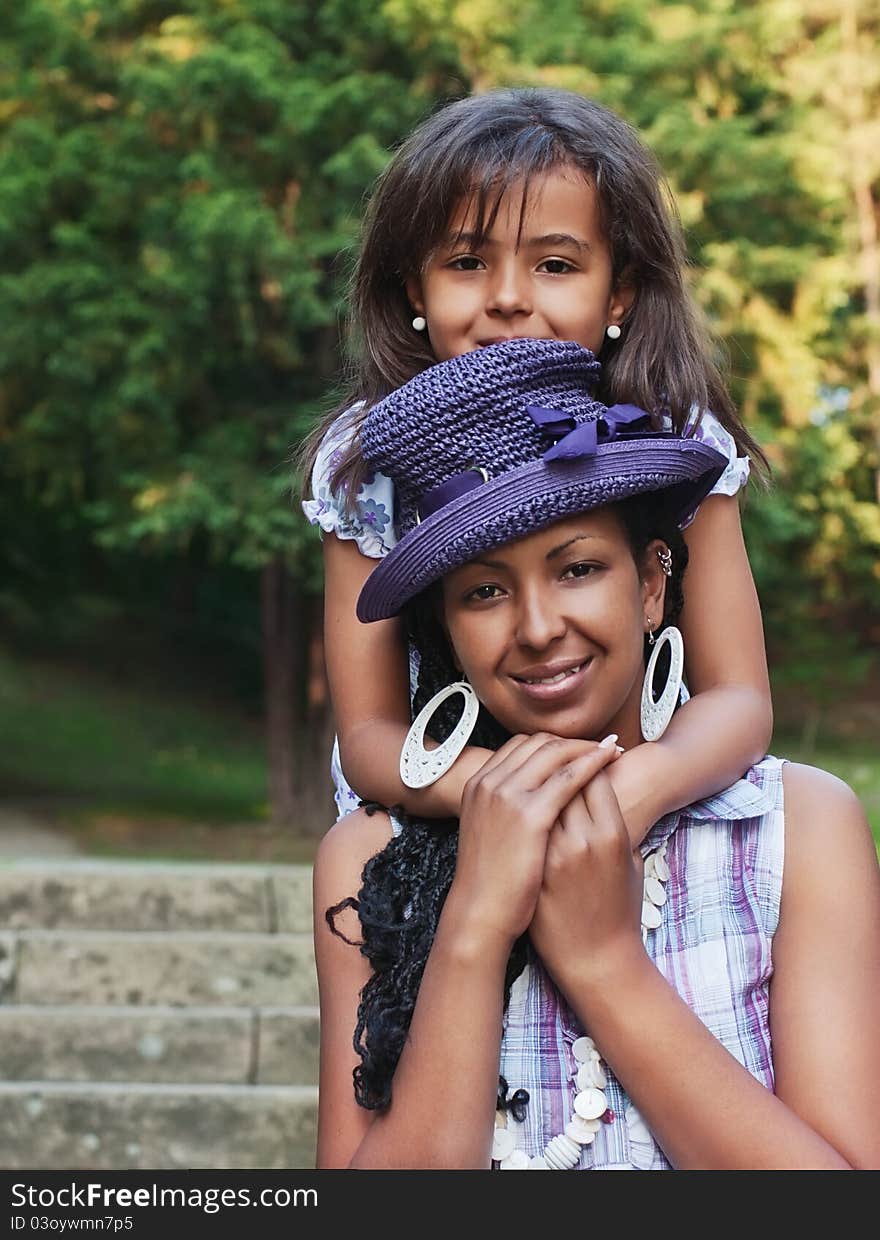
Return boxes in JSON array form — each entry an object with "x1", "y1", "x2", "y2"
[
  {"x1": 529, "y1": 770, "x2": 646, "y2": 998},
  {"x1": 448, "y1": 734, "x2": 621, "y2": 953}
]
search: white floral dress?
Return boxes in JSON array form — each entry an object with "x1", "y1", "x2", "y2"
[{"x1": 302, "y1": 405, "x2": 750, "y2": 820}]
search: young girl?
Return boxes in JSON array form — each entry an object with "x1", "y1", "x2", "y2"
[
  {"x1": 313, "y1": 341, "x2": 880, "y2": 1170},
  {"x1": 301, "y1": 87, "x2": 772, "y2": 847}
]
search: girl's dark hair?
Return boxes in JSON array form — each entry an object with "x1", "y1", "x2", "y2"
[
  {"x1": 299, "y1": 87, "x2": 767, "y2": 504},
  {"x1": 328, "y1": 494, "x2": 688, "y2": 1111}
]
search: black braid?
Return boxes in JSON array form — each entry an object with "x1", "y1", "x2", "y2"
[{"x1": 328, "y1": 494, "x2": 687, "y2": 1112}]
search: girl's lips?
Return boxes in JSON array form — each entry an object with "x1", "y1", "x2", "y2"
[
  {"x1": 509, "y1": 658, "x2": 593, "y2": 702},
  {"x1": 477, "y1": 334, "x2": 537, "y2": 346}
]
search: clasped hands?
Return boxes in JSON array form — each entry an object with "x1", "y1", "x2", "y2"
[{"x1": 451, "y1": 733, "x2": 648, "y2": 999}]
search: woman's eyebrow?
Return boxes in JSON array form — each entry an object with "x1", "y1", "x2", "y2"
[
  {"x1": 546, "y1": 534, "x2": 603, "y2": 559},
  {"x1": 465, "y1": 535, "x2": 604, "y2": 572}
]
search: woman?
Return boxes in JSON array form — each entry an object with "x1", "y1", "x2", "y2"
[{"x1": 313, "y1": 341, "x2": 880, "y2": 1170}]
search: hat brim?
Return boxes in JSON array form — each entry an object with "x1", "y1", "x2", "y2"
[{"x1": 357, "y1": 438, "x2": 727, "y2": 622}]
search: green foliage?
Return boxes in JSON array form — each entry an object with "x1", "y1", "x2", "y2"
[
  {"x1": 1, "y1": 0, "x2": 877, "y2": 693},
  {"x1": 0, "y1": 0, "x2": 459, "y2": 588},
  {"x1": 746, "y1": 407, "x2": 880, "y2": 617}
]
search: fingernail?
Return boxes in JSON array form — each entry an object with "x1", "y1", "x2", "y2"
[
  {"x1": 599, "y1": 734, "x2": 618, "y2": 749},
  {"x1": 615, "y1": 745, "x2": 625, "y2": 755}
]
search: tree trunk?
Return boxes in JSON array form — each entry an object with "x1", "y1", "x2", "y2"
[
  {"x1": 296, "y1": 593, "x2": 337, "y2": 834},
  {"x1": 260, "y1": 557, "x2": 298, "y2": 827}
]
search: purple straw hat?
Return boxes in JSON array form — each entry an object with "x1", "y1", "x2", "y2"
[{"x1": 356, "y1": 339, "x2": 726, "y2": 623}]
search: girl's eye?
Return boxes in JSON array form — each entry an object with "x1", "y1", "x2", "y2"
[
  {"x1": 538, "y1": 258, "x2": 576, "y2": 274},
  {"x1": 465, "y1": 583, "x2": 503, "y2": 602},
  {"x1": 562, "y1": 562, "x2": 600, "y2": 580},
  {"x1": 449, "y1": 255, "x2": 484, "y2": 271}
]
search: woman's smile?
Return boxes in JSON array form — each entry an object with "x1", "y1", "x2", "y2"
[{"x1": 509, "y1": 655, "x2": 594, "y2": 702}]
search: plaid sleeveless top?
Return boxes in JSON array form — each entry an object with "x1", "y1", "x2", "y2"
[{"x1": 497, "y1": 756, "x2": 786, "y2": 1170}]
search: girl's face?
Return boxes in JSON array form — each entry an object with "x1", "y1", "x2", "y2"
[
  {"x1": 406, "y1": 167, "x2": 632, "y2": 362},
  {"x1": 440, "y1": 510, "x2": 667, "y2": 750}
]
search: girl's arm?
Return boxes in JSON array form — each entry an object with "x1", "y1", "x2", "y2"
[
  {"x1": 323, "y1": 532, "x2": 492, "y2": 817},
  {"x1": 607, "y1": 493, "x2": 773, "y2": 845},
  {"x1": 314, "y1": 738, "x2": 620, "y2": 1169},
  {"x1": 530, "y1": 765, "x2": 880, "y2": 1169}
]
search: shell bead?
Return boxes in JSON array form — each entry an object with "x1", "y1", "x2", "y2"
[
  {"x1": 576, "y1": 1060, "x2": 607, "y2": 1090},
  {"x1": 645, "y1": 875, "x2": 667, "y2": 905},
  {"x1": 640, "y1": 845, "x2": 670, "y2": 929},
  {"x1": 574, "y1": 1087, "x2": 607, "y2": 1121},
  {"x1": 543, "y1": 1134, "x2": 581, "y2": 1170},
  {"x1": 641, "y1": 900, "x2": 662, "y2": 930},
  {"x1": 571, "y1": 1036, "x2": 595, "y2": 1062},
  {"x1": 565, "y1": 1117, "x2": 599, "y2": 1145},
  {"x1": 491, "y1": 1127, "x2": 516, "y2": 1161},
  {"x1": 626, "y1": 1105, "x2": 653, "y2": 1145}
]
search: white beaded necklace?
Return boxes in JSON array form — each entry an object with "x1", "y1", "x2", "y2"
[{"x1": 492, "y1": 840, "x2": 669, "y2": 1170}]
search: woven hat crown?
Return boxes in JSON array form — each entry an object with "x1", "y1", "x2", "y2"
[
  {"x1": 360, "y1": 338, "x2": 605, "y2": 536},
  {"x1": 355, "y1": 336, "x2": 727, "y2": 621}
]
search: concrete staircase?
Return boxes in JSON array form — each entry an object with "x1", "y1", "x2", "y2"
[{"x1": 0, "y1": 861, "x2": 318, "y2": 1169}]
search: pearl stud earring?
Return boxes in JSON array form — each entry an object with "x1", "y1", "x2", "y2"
[
  {"x1": 412, "y1": 316, "x2": 427, "y2": 332},
  {"x1": 605, "y1": 323, "x2": 622, "y2": 340}
]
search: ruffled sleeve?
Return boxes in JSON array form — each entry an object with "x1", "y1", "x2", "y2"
[
  {"x1": 301, "y1": 407, "x2": 398, "y2": 560},
  {"x1": 670, "y1": 409, "x2": 750, "y2": 529}
]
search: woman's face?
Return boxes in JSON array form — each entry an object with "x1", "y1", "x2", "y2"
[
  {"x1": 441, "y1": 510, "x2": 667, "y2": 750},
  {"x1": 406, "y1": 167, "x2": 633, "y2": 362}
]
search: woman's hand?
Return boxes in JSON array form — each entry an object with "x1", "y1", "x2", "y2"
[
  {"x1": 448, "y1": 733, "x2": 621, "y2": 953},
  {"x1": 529, "y1": 770, "x2": 646, "y2": 999}
]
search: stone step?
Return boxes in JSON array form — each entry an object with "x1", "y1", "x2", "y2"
[
  {"x1": 0, "y1": 1005, "x2": 319, "y2": 1085},
  {"x1": 0, "y1": 861, "x2": 312, "y2": 932},
  {"x1": 4, "y1": 931, "x2": 317, "y2": 1006},
  {"x1": 0, "y1": 1082, "x2": 317, "y2": 1169}
]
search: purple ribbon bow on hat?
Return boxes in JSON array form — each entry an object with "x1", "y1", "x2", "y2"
[
  {"x1": 527, "y1": 403, "x2": 651, "y2": 461},
  {"x1": 415, "y1": 402, "x2": 654, "y2": 526}
]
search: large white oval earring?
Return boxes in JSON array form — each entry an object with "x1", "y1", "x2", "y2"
[
  {"x1": 400, "y1": 681, "x2": 480, "y2": 789},
  {"x1": 640, "y1": 625, "x2": 684, "y2": 741},
  {"x1": 412, "y1": 315, "x2": 427, "y2": 332}
]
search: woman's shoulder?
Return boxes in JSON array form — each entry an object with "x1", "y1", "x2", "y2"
[
  {"x1": 315, "y1": 806, "x2": 396, "y2": 888},
  {"x1": 313, "y1": 807, "x2": 397, "y2": 952},
  {"x1": 781, "y1": 761, "x2": 866, "y2": 832},
  {"x1": 780, "y1": 760, "x2": 877, "y2": 914},
  {"x1": 672, "y1": 756, "x2": 870, "y2": 878}
]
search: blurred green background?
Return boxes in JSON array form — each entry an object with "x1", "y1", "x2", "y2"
[{"x1": 1, "y1": 0, "x2": 878, "y2": 857}]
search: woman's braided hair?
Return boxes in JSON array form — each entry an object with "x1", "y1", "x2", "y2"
[{"x1": 327, "y1": 494, "x2": 688, "y2": 1111}]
